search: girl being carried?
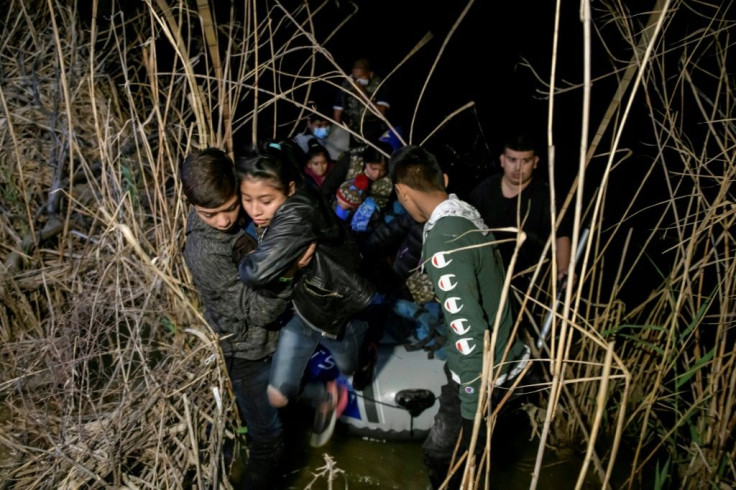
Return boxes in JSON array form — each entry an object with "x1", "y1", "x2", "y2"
[{"x1": 235, "y1": 142, "x2": 376, "y2": 448}]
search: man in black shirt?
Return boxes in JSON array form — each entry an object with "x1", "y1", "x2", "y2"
[{"x1": 467, "y1": 132, "x2": 572, "y2": 309}]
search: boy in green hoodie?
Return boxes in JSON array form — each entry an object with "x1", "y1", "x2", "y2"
[{"x1": 390, "y1": 145, "x2": 530, "y2": 489}]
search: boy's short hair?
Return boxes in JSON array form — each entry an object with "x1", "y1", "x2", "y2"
[
  {"x1": 362, "y1": 140, "x2": 394, "y2": 166},
  {"x1": 389, "y1": 145, "x2": 445, "y2": 192},
  {"x1": 180, "y1": 148, "x2": 237, "y2": 208},
  {"x1": 503, "y1": 131, "x2": 538, "y2": 154},
  {"x1": 308, "y1": 112, "x2": 328, "y2": 123},
  {"x1": 353, "y1": 58, "x2": 371, "y2": 71},
  {"x1": 305, "y1": 100, "x2": 331, "y2": 124}
]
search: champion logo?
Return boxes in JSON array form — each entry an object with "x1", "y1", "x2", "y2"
[
  {"x1": 431, "y1": 252, "x2": 452, "y2": 269},
  {"x1": 444, "y1": 297, "x2": 463, "y2": 314},
  {"x1": 455, "y1": 338, "x2": 476, "y2": 355},
  {"x1": 437, "y1": 274, "x2": 457, "y2": 291},
  {"x1": 464, "y1": 386, "x2": 475, "y2": 394},
  {"x1": 450, "y1": 318, "x2": 471, "y2": 335}
]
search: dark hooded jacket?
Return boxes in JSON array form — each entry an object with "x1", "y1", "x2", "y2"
[
  {"x1": 183, "y1": 207, "x2": 290, "y2": 360},
  {"x1": 358, "y1": 211, "x2": 424, "y2": 297},
  {"x1": 238, "y1": 187, "x2": 376, "y2": 339},
  {"x1": 364, "y1": 211, "x2": 423, "y2": 281}
]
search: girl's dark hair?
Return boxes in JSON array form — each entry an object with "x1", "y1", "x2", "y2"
[
  {"x1": 306, "y1": 139, "x2": 330, "y2": 162},
  {"x1": 179, "y1": 147, "x2": 237, "y2": 208},
  {"x1": 235, "y1": 140, "x2": 305, "y2": 192}
]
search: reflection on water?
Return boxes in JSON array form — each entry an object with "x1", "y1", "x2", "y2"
[
  {"x1": 283, "y1": 424, "x2": 429, "y2": 489},
  {"x1": 276, "y1": 406, "x2": 599, "y2": 490}
]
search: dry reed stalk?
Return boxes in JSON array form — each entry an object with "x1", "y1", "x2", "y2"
[
  {"x1": 528, "y1": 0, "x2": 736, "y2": 486},
  {"x1": 409, "y1": 0, "x2": 473, "y2": 144},
  {"x1": 550, "y1": 2, "x2": 736, "y2": 488},
  {"x1": 0, "y1": 1, "x2": 398, "y2": 487},
  {"x1": 0, "y1": 3, "x2": 239, "y2": 487}
]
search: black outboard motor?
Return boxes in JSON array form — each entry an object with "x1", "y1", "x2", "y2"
[{"x1": 395, "y1": 389, "x2": 435, "y2": 418}]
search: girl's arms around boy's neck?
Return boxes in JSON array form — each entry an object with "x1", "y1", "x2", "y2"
[{"x1": 237, "y1": 197, "x2": 319, "y2": 290}]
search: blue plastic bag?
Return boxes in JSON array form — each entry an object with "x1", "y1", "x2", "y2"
[{"x1": 351, "y1": 196, "x2": 378, "y2": 232}]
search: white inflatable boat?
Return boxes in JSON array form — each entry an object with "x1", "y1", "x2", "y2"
[
  {"x1": 308, "y1": 338, "x2": 446, "y2": 442},
  {"x1": 340, "y1": 341, "x2": 446, "y2": 441},
  {"x1": 305, "y1": 299, "x2": 448, "y2": 441}
]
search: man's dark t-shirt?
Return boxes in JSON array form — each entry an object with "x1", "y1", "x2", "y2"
[{"x1": 467, "y1": 174, "x2": 569, "y2": 276}]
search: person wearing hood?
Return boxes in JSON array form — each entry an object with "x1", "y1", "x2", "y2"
[
  {"x1": 292, "y1": 105, "x2": 350, "y2": 161},
  {"x1": 303, "y1": 139, "x2": 335, "y2": 190}
]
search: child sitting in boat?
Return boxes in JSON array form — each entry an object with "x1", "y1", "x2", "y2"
[{"x1": 303, "y1": 139, "x2": 335, "y2": 190}]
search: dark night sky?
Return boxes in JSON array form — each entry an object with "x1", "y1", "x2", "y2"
[
  {"x1": 315, "y1": 0, "x2": 592, "y2": 192},
  {"x1": 323, "y1": 1, "x2": 558, "y2": 133},
  {"x1": 319, "y1": 1, "x2": 677, "y2": 304},
  {"x1": 84, "y1": 0, "x2": 593, "y2": 189}
]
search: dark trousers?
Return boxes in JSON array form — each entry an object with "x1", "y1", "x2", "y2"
[
  {"x1": 226, "y1": 355, "x2": 284, "y2": 490},
  {"x1": 422, "y1": 363, "x2": 486, "y2": 490}
]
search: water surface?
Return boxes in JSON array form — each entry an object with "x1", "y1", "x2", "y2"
[{"x1": 277, "y1": 406, "x2": 599, "y2": 489}]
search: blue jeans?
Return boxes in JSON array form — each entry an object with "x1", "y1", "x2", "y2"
[
  {"x1": 226, "y1": 355, "x2": 284, "y2": 489},
  {"x1": 269, "y1": 314, "x2": 368, "y2": 401}
]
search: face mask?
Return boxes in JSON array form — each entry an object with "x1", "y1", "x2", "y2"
[
  {"x1": 313, "y1": 127, "x2": 330, "y2": 139},
  {"x1": 356, "y1": 78, "x2": 369, "y2": 86}
]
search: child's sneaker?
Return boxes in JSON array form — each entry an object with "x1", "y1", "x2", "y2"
[{"x1": 309, "y1": 380, "x2": 347, "y2": 448}]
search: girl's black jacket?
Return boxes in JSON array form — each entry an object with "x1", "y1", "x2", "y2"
[{"x1": 238, "y1": 186, "x2": 376, "y2": 339}]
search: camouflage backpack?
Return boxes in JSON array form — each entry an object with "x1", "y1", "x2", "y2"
[{"x1": 406, "y1": 270, "x2": 435, "y2": 304}]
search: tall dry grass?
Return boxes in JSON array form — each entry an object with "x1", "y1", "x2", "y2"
[
  {"x1": 0, "y1": 0, "x2": 733, "y2": 489},
  {"x1": 510, "y1": 1, "x2": 736, "y2": 489},
  {"x1": 0, "y1": 1, "x2": 235, "y2": 488}
]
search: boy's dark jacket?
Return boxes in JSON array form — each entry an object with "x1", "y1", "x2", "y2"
[
  {"x1": 238, "y1": 186, "x2": 376, "y2": 339},
  {"x1": 183, "y1": 208, "x2": 288, "y2": 360},
  {"x1": 363, "y1": 211, "x2": 423, "y2": 281}
]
